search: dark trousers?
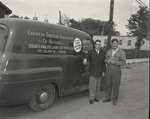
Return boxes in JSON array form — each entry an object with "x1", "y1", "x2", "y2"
[
  {"x1": 105, "y1": 67, "x2": 121, "y2": 100},
  {"x1": 89, "y1": 76, "x2": 102, "y2": 100}
]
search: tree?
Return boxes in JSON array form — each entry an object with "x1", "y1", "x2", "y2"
[
  {"x1": 69, "y1": 19, "x2": 81, "y2": 29},
  {"x1": 9, "y1": 15, "x2": 31, "y2": 20},
  {"x1": 127, "y1": 6, "x2": 149, "y2": 49},
  {"x1": 80, "y1": 18, "x2": 102, "y2": 35},
  {"x1": 24, "y1": 16, "x2": 30, "y2": 19},
  {"x1": 69, "y1": 18, "x2": 119, "y2": 36},
  {"x1": 9, "y1": 14, "x2": 20, "y2": 18}
]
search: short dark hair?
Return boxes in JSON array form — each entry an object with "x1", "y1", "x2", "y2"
[
  {"x1": 112, "y1": 38, "x2": 118, "y2": 43},
  {"x1": 94, "y1": 40, "x2": 101, "y2": 44}
]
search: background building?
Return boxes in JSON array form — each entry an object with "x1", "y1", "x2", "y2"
[
  {"x1": 93, "y1": 35, "x2": 149, "y2": 51},
  {"x1": 0, "y1": 1, "x2": 12, "y2": 18}
]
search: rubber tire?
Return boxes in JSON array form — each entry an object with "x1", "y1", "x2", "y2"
[{"x1": 28, "y1": 84, "x2": 56, "y2": 112}]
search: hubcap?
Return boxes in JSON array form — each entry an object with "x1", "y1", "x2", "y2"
[{"x1": 39, "y1": 92, "x2": 49, "y2": 103}]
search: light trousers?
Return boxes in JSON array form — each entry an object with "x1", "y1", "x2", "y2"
[
  {"x1": 105, "y1": 67, "x2": 121, "y2": 100},
  {"x1": 89, "y1": 76, "x2": 102, "y2": 100}
]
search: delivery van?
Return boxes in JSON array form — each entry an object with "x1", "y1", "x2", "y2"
[{"x1": 0, "y1": 18, "x2": 93, "y2": 111}]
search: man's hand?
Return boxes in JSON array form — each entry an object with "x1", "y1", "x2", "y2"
[
  {"x1": 106, "y1": 59, "x2": 111, "y2": 64},
  {"x1": 83, "y1": 58, "x2": 87, "y2": 65},
  {"x1": 102, "y1": 72, "x2": 105, "y2": 77},
  {"x1": 110, "y1": 60, "x2": 116, "y2": 64}
]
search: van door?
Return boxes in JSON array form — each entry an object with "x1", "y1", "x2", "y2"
[{"x1": 63, "y1": 56, "x2": 82, "y2": 90}]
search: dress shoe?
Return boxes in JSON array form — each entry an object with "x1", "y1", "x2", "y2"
[
  {"x1": 95, "y1": 99, "x2": 99, "y2": 102},
  {"x1": 112, "y1": 99, "x2": 118, "y2": 105},
  {"x1": 89, "y1": 100, "x2": 94, "y2": 104},
  {"x1": 102, "y1": 99, "x2": 111, "y2": 103}
]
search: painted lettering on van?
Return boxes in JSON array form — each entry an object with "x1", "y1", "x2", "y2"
[
  {"x1": 26, "y1": 31, "x2": 75, "y2": 54},
  {"x1": 27, "y1": 31, "x2": 45, "y2": 37},
  {"x1": 27, "y1": 31, "x2": 74, "y2": 40},
  {"x1": 28, "y1": 44, "x2": 73, "y2": 50},
  {"x1": 37, "y1": 49, "x2": 67, "y2": 54},
  {"x1": 28, "y1": 42, "x2": 73, "y2": 54},
  {"x1": 26, "y1": 31, "x2": 92, "y2": 54}
]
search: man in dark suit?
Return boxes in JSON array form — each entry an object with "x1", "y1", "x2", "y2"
[
  {"x1": 103, "y1": 38, "x2": 126, "y2": 105},
  {"x1": 88, "y1": 40, "x2": 106, "y2": 104}
]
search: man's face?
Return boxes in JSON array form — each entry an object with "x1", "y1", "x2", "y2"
[
  {"x1": 111, "y1": 41, "x2": 118, "y2": 49},
  {"x1": 95, "y1": 41, "x2": 101, "y2": 50}
]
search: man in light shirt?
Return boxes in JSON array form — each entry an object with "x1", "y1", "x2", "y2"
[{"x1": 103, "y1": 38, "x2": 126, "y2": 105}]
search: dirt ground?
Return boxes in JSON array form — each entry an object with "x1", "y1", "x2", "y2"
[{"x1": 0, "y1": 62, "x2": 149, "y2": 119}]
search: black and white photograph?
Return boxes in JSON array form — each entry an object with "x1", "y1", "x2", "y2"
[{"x1": 0, "y1": 0, "x2": 149, "y2": 119}]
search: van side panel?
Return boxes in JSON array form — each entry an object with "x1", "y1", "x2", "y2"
[
  {"x1": 0, "y1": 53, "x2": 66, "y2": 105},
  {"x1": 0, "y1": 19, "x2": 92, "y2": 105}
]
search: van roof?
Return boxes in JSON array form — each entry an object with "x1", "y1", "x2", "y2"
[{"x1": 0, "y1": 18, "x2": 91, "y2": 39}]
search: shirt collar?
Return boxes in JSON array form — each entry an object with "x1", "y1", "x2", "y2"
[
  {"x1": 95, "y1": 48, "x2": 101, "y2": 54},
  {"x1": 112, "y1": 48, "x2": 119, "y2": 52}
]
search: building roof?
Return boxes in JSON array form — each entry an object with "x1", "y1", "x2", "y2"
[{"x1": 0, "y1": 1, "x2": 12, "y2": 15}]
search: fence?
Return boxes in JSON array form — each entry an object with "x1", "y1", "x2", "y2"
[{"x1": 124, "y1": 49, "x2": 150, "y2": 59}]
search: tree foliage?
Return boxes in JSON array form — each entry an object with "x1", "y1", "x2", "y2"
[
  {"x1": 9, "y1": 14, "x2": 20, "y2": 18},
  {"x1": 8, "y1": 15, "x2": 31, "y2": 20},
  {"x1": 127, "y1": 6, "x2": 149, "y2": 49},
  {"x1": 70, "y1": 18, "x2": 120, "y2": 36},
  {"x1": 24, "y1": 16, "x2": 30, "y2": 19}
]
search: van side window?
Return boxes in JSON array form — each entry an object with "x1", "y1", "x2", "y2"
[{"x1": 0, "y1": 25, "x2": 8, "y2": 52}]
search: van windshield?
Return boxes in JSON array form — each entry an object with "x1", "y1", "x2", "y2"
[{"x1": 0, "y1": 24, "x2": 8, "y2": 56}]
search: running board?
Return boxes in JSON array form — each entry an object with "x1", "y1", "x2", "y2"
[{"x1": 60, "y1": 84, "x2": 89, "y2": 96}]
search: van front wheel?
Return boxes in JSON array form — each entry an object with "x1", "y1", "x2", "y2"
[{"x1": 28, "y1": 84, "x2": 56, "y2": 112}]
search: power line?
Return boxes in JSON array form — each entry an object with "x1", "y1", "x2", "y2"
[
  {"x1": 135, "y1": 0, "x2": 145, "y2": 7},
  {"x1": 135, "y1": 0, "x2": 147, "y2": 7},
  {"x1": 138, "y1": 0, "x2": 147, "y2": 7}
]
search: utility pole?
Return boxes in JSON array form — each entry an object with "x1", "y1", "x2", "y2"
[
  {"x1": 148, "y1": 0, "x2": 150, "y2": 40},
  {"x1": 149, "y1": 0, "x2": 150, "y2": 10},
  {"x1": 101, "y1": 23, "x2": 105, "y2": 35},
  {"x1": 59, "y1": 10, "x2": 62, "y2": 24},
  {"x1": 107, "y1": 0, "x2": 114, "y2": 49}
]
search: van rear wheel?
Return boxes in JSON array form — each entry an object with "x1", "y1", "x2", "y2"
[{"x1": 28, "y1": 84, "x2": 56, "y2": 112}]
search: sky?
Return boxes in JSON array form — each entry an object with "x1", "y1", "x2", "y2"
[{"x1": 1, "y1": 0, "x2": 149, "y2": 35}]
